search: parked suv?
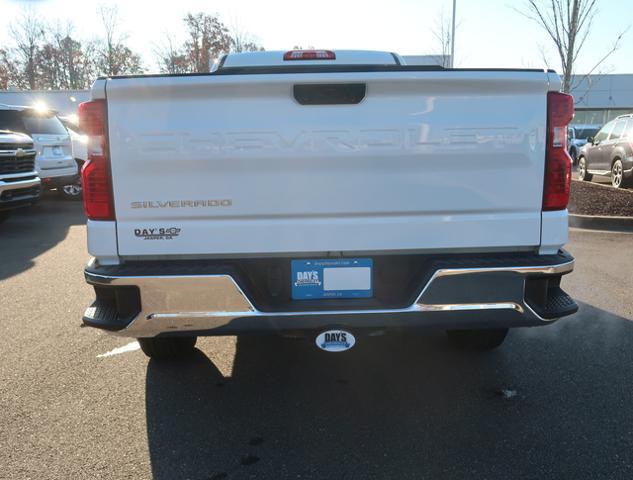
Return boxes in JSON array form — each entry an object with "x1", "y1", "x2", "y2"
[
  {"x1": 0, "y1": 105, "x2": 79, "y2": 194},
  {"x1": 568, "y1": 124, "x2": 600, "y2": 163},
  {"x1": 578, "y1": 114, "x2": 633, "y2": 188},
  {"x1": 0, "y1": 130, "x2": 41, "y2": 223},
  {"x1": 58, "y1": 115, "x2": 87, "y2": 200}
]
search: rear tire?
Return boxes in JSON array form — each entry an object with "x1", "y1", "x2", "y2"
[
  {"x1": 58, "y1": 178, "x2": 83, "y2": 200},
  {"x1": 611, "y1": 159, "x2": 629, "y2": 188},
  {"x1": 58, "y1": 183, "x2": 83, "y2": 200},
  {"x1": 446, "y1": 328, "x2": 508, "y2": 351},
  {"x1": 138, "y1": 336, "x2": 197, "y2": 360},
  {"x1": 578, "y1": 156, "x2": 592, "y2": 181},
  {"x1": 58, "y1": 161, "x2": 84, "y2": 200}
]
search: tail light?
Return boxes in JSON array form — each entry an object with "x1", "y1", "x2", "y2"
[
  {"x1": 78, "y1": 100, "x2": 114, "y2": 220},
  {"x1": 283, "y1": 50, "x2": 336, "y2": 61},
  {"x1": 543, "y1": 91, "x2": 574, "y2": 211}
]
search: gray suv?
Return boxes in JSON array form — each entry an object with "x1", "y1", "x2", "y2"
[{"x1": 578, "y1": 114, "x2": 633, "y2": 188}]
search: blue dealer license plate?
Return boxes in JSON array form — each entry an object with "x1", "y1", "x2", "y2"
[{"x1": 291, "y1": 258, "x2": 373, "y2": 300}]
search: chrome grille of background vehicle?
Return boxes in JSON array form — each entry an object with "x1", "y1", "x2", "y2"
[
  {"x1": 0, "y1": 147, "x2": 37, "y2": 175},
  {"x1": 0, "y1": 143, "x2": 33, "y2": 150}
]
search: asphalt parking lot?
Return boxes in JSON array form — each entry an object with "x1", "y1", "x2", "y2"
[{"x1": 1, "y1": 197, "x2": 633, "y2": 480}]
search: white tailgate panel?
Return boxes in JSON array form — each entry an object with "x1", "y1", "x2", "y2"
[{"x1": 105, "y1": 71, "x2": 549, "y2": 256}]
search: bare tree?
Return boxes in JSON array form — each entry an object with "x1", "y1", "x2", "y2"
[
  {"x1": 3, "y1": 16, "x2": 99, "y2": 90},
  {"x1": 183, "y1": 13, "x2": 232, "y2": 72},
  {"x1": 98, "y1": 5, "x2": 118, "y2": 75},
  {"x1": 81, "y1": 40, "x2": 102, "y2": 85},
  {"x1": 154, "y1": 15, "x2": 262, "y2": 74},
  {"x1": 229, "y1": 21, "x2": 264, "y2": 53},
  {"x1": 95, "y1": 5, "x2": 143, "y2": 76},
  {"x1": 56, "y1": 22, "x2": 101, "y2": 89},
  {"x1": 1, "y1": 6, "x2": 141, "y2": 89},
  {"x1": 58, "y1": 32, "x2": 92, "y2": 89},
  {"x1": 36, "y1": 22, "x2": 68, "y2": 89},
  {"x1": 154, "y1": 34, "x2": 190, "y2": 74},
  {"x1": 231, "y1": 37, "x2": 264, "y2": 53},
  {"x1": 431, "y1": 11, "x2": 453, "y2": 68},
  {"x1": 37, "y1": 42, "x2": 63, "y2": 89},
  {"x1": 9, "y1": 8, "x2": 45, "y2": 89},
  {"x1": 37, "y1": 23, "x2": 98, "y2": 89},
  {"x1": 0, "y1": 49, "x2": 20, "y2": 89},
  {"x1": 521, "y1": 0, "x2": 628, "y2": 92}
]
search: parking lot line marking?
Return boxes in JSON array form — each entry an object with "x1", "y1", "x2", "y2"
[{"x1": 97, "y1": 341, "x2": 140, "y2": 358}]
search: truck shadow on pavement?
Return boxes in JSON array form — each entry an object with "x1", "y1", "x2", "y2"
[
  {"x1": 145, "y1": 301, "x2": 633, "y2": 480},
  {"x1": 0, "y1": 194, "x2": 85, "y2": 280}
]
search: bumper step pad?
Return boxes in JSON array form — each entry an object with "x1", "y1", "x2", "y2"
[
  {"x1": 527, "y1": 286, "x2": 578, "y2": 320},
  {"x1": 83, "y1": 298, "x2": 134, "y2": 331}
]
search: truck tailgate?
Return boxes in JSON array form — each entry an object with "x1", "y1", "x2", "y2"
[{"x1": 105, "y1": 70, "x2": 550, "y2": 257}]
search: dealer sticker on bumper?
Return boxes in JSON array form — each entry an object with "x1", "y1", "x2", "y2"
[
  {"x1": 316, "y1": 330, "x2": 356, "y2": 352},
  {"x1": 291, "y1": 258, "x2": 373, "y2": 300}
]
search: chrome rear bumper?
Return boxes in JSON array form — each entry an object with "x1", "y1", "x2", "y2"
[{"x1": 83, "y1": 252, "x2": 577, "y2": 338}]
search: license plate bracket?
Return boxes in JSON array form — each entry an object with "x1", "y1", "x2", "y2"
[{"x1": 291, "y1": 258, "x2": 373, "y2": 300}]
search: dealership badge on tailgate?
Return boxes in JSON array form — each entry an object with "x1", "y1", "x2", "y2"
[{"x1": 316, "y1": 330, "x2": 356, "y2": 352}]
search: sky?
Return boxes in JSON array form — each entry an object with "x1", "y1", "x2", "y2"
[{"x1": 1, "y1": 0, "x2": 632, "y2": 74}]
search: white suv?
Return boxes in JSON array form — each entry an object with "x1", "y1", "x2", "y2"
[{"x1": 0, "y1": 105, "x2": 78, "y2": 193}]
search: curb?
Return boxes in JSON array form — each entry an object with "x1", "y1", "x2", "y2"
[{"x1": 569, "y1": 214, "x2": 633, "y2": 233}]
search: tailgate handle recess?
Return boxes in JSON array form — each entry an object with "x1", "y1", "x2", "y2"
[{"x1": 293, "y1": 83, "x2": 366, "y2": 105}]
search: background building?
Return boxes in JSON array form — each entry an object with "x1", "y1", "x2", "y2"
[
  {"x1": 0, "y1": 89, "x2": 89, "y2": 117},
  {"x1": 570, "y1": 74, "x2": 633, "y2": 126}
]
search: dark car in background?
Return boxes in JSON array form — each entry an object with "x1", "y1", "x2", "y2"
[
  {"x1": 578, "y1": 114, "x2": 633, "y2": 188},
  {"x1": 568, "y1": 125, "x2": 600, "y2": 163}
]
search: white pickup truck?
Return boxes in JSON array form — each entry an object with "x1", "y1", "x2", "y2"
[{"x1": 81, "y1": 50, "x2": 578, "y2": 359}]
